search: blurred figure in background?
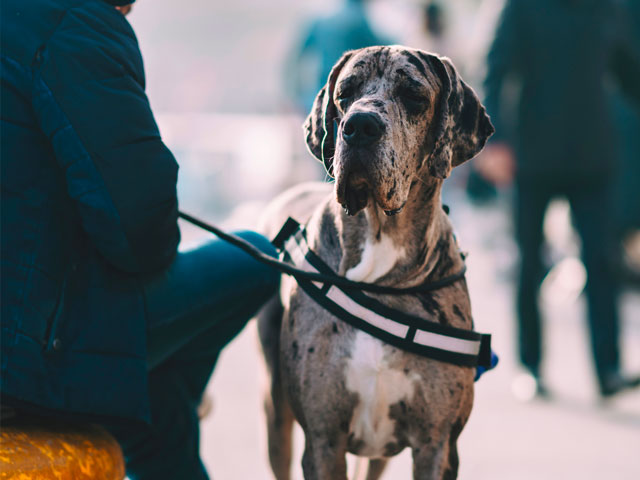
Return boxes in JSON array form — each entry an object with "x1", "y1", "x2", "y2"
[
  {"x1": 406, "y1": 1, "x2": 449, "y2": 57},
  {"x1": 403, "y1": 1, "x2": 467, "y2": 68},
  {"x1": 286, "y1": 0, "x2": 392, "y2": 115},
  {"x1": 477, "y1": 0, "x2": 640, "y2": 398},
  {"x1": 611, "y1": 0, "x2": 640, "y2": 285}
]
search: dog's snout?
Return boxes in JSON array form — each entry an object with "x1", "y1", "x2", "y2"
[{"x1": 342, "y1": 112, "x2": 385, "y2": 147}]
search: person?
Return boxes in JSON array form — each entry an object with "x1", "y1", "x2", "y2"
[
  {"x1": 478, "y1": 0, "x2": 640, "y2": 398},
  {"x1": 0, "y1": 1, "x2": 280, "y2": 479},
  {"x1": 611, "y1": 0, "x2": 640, "y2": 286},
  {"x1": 286, "y1": 0, "x2": 392, "y2": 114}
]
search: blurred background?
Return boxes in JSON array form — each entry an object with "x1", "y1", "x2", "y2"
[{"x1": 128, "y1": 0, "x2": 640, "y2": 478}]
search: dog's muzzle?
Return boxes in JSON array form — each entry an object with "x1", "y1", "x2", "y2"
[
  {"x1": 337, "y1": 112, "x2": 388, "y2": 216},
  {"x1": 342, "y1": 112, "x2": 385, "y2": 147}
]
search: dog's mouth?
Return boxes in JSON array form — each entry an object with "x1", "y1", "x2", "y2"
[
  {"x1": 337, "y1": 175, "x2": 369, "y2": 216},
  {"x1": 384, "y1": 206, "x2": 404, "y2": 216},
  {"x1": 336, "y1": 173, "x2": 407, "y2": 217},
  {"x1": 335, "y1": 147, "x2": 408, "y2": 216}
]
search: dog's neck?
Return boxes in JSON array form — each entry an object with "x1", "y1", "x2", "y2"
[{"x1": 334, "y1": 175, "x2": 462, "y2": 288}]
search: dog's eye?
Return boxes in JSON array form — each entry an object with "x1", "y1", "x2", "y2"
[
  {"x1": 397, "y1": 87, "x2": 426, "y2": 114},
  {"x1": 398, "y1": 87, "x2": 424, "y2": 103},
  {"x1": 336, "y1": 79, "x2": 362, "y2": 104},
  {"x1": 336, "y1": 87, "x2": 354, "y2": 102}
]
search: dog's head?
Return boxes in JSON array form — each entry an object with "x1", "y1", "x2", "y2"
[{"x1": 304, "y1": 46, "x2": 494, "y2": 216}]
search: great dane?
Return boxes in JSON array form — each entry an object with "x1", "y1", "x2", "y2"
[{"x1": 258, "y1": 46, "x2": 494, "y2": 480}]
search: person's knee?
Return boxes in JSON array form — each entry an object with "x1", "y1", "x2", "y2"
[
  {"x1": 234, "y1": 230, "x2": 281, "y2": 299},
  {"x1": 235, "y1": 230, "x2": 278, "y2": 258}
]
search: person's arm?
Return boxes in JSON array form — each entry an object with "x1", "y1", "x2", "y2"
[
  {"x1": 475, "y1": 0, "x2": 523, "y2": 186},
  {"x1": 483, "y1": 0, "x2": 523, "y2": 142},
  {"x1": 34, "y1": 3, "x2": 179, "y2": 274}
]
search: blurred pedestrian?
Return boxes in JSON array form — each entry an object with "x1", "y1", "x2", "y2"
[
  {"x1": 611, "y1": 0, "x2": 640, "y2": 285},
  {"x1": 477, "y1": 0, "x2": 640, "y2": 398},
  {"x1": 286, "y1": 0, "x2": 392, "y2": 115},
  {"x1": 1, "y1": 1, "x2": 279, "y2": 479},
  {"x1": 404, "y1": 1, "x2": 464, "y2": 67},
  {"x1": 406, "y1": 1, "x2": 449, "y2": 56}
]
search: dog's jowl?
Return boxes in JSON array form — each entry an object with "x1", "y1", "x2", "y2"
[{"x1": 258, "y1": 45, "x2": 494, "y2": 480}]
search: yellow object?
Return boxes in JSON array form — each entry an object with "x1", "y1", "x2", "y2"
[{"x1": 0, "y1": 418, "x2": 124, "y2": 480}]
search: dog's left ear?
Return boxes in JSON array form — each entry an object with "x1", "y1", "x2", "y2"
[
  {"x1": 303, "y1": 51, "x2": 354, "y2": 176},
  {"x1": 419, "y1": 53, "x2": 495, "y2": 179}
]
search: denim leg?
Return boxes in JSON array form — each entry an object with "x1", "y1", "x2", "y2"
[
  {"x1": 110, "y1": 231, "x2": 280, "y2": 480},
  {"x1": 144, "y1": 231, "x2": 280, "y2": 368}
]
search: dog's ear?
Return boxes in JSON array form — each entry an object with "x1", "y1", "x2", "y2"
[
  {"x1": 303, "y1": 51, "x2": 354, "y2": 176},
  {"x1": 419, "y1": 53, "x2": 494, "y2": 179}
]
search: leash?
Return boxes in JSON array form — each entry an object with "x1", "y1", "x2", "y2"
[
  {"x1": 178, "y1": 211, "x2": 468, "y2": 296},
  {"x1": 178, "y1": 210, "x2": 496, "y2": 370}
]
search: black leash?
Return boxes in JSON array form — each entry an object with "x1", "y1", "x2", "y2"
[{"x1": 178, "y1": 210, "x2": 467, "y2": 296}]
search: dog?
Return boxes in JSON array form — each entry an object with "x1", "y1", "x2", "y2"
[{"x1": 258, "y1": 46, "x2": 494, "y2": 480}]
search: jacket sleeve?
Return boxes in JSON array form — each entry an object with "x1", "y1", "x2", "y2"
[
  {"x1": 483, "y1": 0, "x2": 523, "y2": 143},
  {"x1": 35, "y1": 3, "x2": 180, "y2": 274}
]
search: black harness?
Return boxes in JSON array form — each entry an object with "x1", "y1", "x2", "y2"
[
  {"x1": 274, "y1": 217, "x2": 492, "y2": 368},
  {"x1": 178, "y1": 211, "x2": 494, "y2": 370}
]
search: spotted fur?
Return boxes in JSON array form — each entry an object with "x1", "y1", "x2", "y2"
[{"x1": 259, "y1": 46, "x2": 493, "y2": 480}]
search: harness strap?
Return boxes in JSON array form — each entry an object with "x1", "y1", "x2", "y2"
[
  {"x1": 179, "y1": 211, "x2": 465, "y2": 296},
  {"x1": 278, "y1": 218, "x2": 493, "y2": 368}
]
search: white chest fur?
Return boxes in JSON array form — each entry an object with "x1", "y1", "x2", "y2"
[
  {"x1": 345, "y1": 331, "x2": 421, "y2": 457},
  {"x1": 345, "y1": 233, "x2": 405, "y2": 283}
]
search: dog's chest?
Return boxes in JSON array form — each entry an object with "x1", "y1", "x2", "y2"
[
  {"x1": 344, "y1": 233, "x2": 405, "y2": 283},
  {"x1": 345, "y1": 331, "x2": 421, "y2": 457}
]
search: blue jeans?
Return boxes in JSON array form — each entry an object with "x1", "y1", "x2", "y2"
[{"x1": 107, "y1": 231, "x2": 279, "y2": 480}]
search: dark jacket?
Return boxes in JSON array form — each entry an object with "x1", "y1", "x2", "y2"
[
  {"x1": 484, "y1": 0, "x2": 640, "y2": 179},
  {"x1": 1, "y1": 0, "x2": 180, "y2": 423}
]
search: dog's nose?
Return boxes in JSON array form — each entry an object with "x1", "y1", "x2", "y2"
[{"x1": 342, "y1": 112, "x2": 385, "y2": 147}]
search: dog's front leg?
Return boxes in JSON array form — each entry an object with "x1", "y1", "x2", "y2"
[
  {"x1": 411, "y1": 443, "x2": 448, "y2": 480},
  {"x1": 411, "y1": 432, "x2": 461, "y2": 480},
  {"x1": 265, "y1": 384, "x2": 295, "y2": 480},
  {"x1": 301, "y1": 435, "x2": 348, "y2": 480}
]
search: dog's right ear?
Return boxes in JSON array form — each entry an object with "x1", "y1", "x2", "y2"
[{"x1": 303, "y1": 51, "x2": 354, "y2": 177}]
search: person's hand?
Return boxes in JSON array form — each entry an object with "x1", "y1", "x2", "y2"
[
  {"x1": 474, "y1": 142, "x2": 516, "y2": 187},
  {"x1": 115, "y1": 4, "x2": 134, "y2": 16}
]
